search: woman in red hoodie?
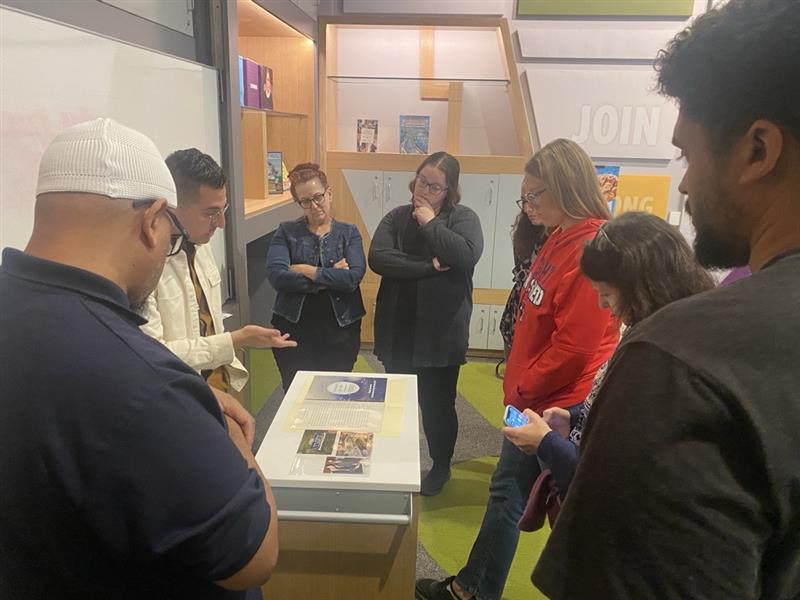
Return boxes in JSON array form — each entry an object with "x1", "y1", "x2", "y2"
[{"x1": 417, "y1": 138, "x2": 618, "y2": 600}]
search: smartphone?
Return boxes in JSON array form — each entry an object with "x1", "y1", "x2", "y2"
[{"x1": 503, "y1": 405, "x2": 529, "y2": 428}]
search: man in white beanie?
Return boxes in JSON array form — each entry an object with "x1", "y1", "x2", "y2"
[
  {"x1": 140, "y1": 148, "x2": 295, "y2": 398},
  {"x1": 0, "y1": 118, "x2": 277, "y2": 599}
]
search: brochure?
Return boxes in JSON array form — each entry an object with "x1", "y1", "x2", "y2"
[
  {"x1": 323, "y1": 457, "x2": 370, "y2": 475},
  {"x1": 296, "y1": 430, "x2": 337, "y2": 455},
  {"x1": 357, "y1": 119, "x2": 378, "y2": 152},
  {"x1": 336, "y1": 432, "x2": 374, "y2": 458},
  {"x1": 305, "y1": 375, "x2": 387, "y2": 403},
  {"x1": 399, "y1": 115, "x2": 430, "y2": 154}
]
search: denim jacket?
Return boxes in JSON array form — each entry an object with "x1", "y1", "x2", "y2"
[{"x1": 267, "y1": 218, "x2": 366, "y2": 327}]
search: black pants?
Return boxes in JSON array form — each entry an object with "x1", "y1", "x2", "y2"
[
  {"x1": 272, "y1": 313, "x2": 361, "y2": 393},
  {"x1": 385, "y1": 361, "x2": 461, "y2": 470}
]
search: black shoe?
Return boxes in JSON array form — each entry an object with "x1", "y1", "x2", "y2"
[
  {"x1": 416, "y1": 576, "x2": 461, "y2": 600},
  {"x1": 420, "y1": 466, "x2": 451, "y2": 496}
]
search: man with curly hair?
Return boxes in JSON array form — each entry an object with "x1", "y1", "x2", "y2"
[{"x1": 533, "y1": 0, "x2": 800, "y2": 597}]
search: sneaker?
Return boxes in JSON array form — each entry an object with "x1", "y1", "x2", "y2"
[
  {"x1": 420, "y1": 466, "x2": 451, "y2": 496},
  {"x1": 415, "y1": 576, "x2": 473, "y2": 600}
]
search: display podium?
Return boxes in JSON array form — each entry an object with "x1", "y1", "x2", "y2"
[{"x1": 255, "y1": 371, "x2": 420, "y2": 599}]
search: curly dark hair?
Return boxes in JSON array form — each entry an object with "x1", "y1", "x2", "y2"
[
  {"x1": 511, "y1": 212, "x2": 548, "y2": 264},
  {"x1": 288, "y1": 163, "x2": 328, "y2": 201},
  {"x1": 655, "y1": 0, "x2": 800, "y2": 151},
  {"x1": 580, "y1": 212, "x2": 715, "y2": 326},
  {"x1": 165, "y1": 148, "x2": 226, "y2": 207}
]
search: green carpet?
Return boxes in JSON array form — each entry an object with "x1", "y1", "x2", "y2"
[
  {"x1": 456, "y1": 360, "x2": 506, "y2": 429},
  {"x1": 418, "y1": 456, "x2": 550, "y2": 600}
]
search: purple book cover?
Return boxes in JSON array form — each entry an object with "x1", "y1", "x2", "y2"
[{"x1": 243, "y1": 58, "x2": 261, "y2": 108}]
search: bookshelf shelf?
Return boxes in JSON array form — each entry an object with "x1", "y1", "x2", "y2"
[{"x1": 244, "y1": 191, "x2": 294, "y2": 219}]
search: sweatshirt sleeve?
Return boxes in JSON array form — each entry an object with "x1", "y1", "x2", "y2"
[{"x1": 536, "y1": 431, "x2": 578, "y2": 500}]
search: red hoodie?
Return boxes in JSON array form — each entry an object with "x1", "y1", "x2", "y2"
[{"x1": 503, "y1": 218, "x2": 619, "y2": 414}]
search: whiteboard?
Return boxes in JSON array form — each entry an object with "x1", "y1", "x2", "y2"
[{"x1": 0, "y1": 6, "x2": 226, "y2": 289}]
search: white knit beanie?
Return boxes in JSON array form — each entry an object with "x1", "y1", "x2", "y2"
[{"x1": 36, "y1": 118, "x2": 177, "y2": 207}]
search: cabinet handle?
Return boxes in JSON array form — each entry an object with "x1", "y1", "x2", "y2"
[
  {"x1": 489, "y1": 313, "x2": 496, "y2": 332},
  {"x1": 486, "y1": 183, "x2": 494, "y2": 207},
  {"x1": 479, "y1": 314, "x2": 484, "y2": 333},
  {"x1": 386, "y1": 177, "x2": 392, "y2": 204},
  {"x1": 372, "y1": 177, "x2": 380, "y2": 203}
]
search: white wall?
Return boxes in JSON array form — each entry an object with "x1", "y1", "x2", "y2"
[
  {"x1": 332, "y1": 26, "x2": 517, "y2": 154},
  {"x1": 340, "y1": 0, "x2": 712, "y2": 219}
]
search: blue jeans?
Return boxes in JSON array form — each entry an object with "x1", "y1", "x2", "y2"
[{"x1": 455, "y1": 438, "x2": 541, "y2": 600}]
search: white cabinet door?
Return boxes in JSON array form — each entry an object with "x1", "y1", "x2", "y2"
[
  {"x1": 382, "y1": 170, "x2": 416, "y2": 215},
  {"x1": 459, "y1": 173, "x2": 499, "y2": 288},
  {"x1": 487, "y1": 305, "x2": 506, "y2": 351},
  {"x1": 342, "y1": 169, "x2": 383, "y2": 235},
  {"x1": 468, "y1": 304, "x2": 490, "y2": 350},
  {"x1": 491, "y1": 173, "x2": 523, "y2": 289}
]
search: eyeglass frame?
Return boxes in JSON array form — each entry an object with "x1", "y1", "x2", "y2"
[
  {"x1": 132, "y1": 198, "x2": 188, "y2": 257},
  {"x1": 515, "y1": 188, "x2": 548, "y2": 210},
  {"x1": 414, "y1": 174, "x2": 448, "y2": 196},
  {"x1": 296, "y1": 188, "x2": 330, "y2": 209},
  {"x1": 204, "y1": 203, "x2": 229, "y2": 224}
]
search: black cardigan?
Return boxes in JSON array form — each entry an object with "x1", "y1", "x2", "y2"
[{"x1": 368, "y1": 203, "x2": 483, "y2": 368}]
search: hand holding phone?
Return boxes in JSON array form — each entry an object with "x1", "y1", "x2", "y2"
[{"x1": 503, "y1": 404, "x2": 529, "y2": 428}]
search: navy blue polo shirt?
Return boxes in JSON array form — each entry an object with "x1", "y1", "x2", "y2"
[{"x1": 0, "y1": 248, "x2": 270, "y2": 599}]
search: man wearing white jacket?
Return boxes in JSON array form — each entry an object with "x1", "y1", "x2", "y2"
[{"x1": 141, "y1": 148, "x2": 295, "y2": 395}]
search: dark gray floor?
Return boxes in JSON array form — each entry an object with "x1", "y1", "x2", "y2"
[{"x1": 252, "y1": 352, "x2": 503, "y2": 586}]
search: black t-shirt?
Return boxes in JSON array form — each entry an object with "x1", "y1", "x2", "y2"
[
  {"x1": 533, "y1": 250, "x2": 800, "y2": 599},
  {"x1": 0, "y1": 249, "x2": 270, "y2": 599}
]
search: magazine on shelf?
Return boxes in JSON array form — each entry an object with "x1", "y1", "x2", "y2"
[
  {"x1": 242, "y1": 57, "x2": 260, "y2": 108},
  {"x1": 305, "y1": 375, "x2": 387, "y2": 403},
  {"x1": 267, "y1": 151, "x2": 283, "y2": 194},
  {"x1": 596, "y1": 165, "x2": 621, "y2": 215},
  {"x1": 356, "y1": 119, "x2": 378, "y2": 152},
  {"x1": 399, "y1": 115, "x2": 430, "y2": 154},
  {"x1": 259, "y1": 65, "x2": 274, "y2": 111}
]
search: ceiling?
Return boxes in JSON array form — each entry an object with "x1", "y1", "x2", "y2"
[{"x1": 237, "y1": 0, "x2": 306, "y2": 38}]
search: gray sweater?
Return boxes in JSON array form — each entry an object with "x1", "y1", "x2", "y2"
[{"x1": 368, "y1": 203, "x2": 483, "y2": 368}]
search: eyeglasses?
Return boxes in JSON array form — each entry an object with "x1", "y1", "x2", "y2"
[
  {"x1": 516, "y1": 188, "x2": 547, "y2": 210},
  {"x1": 594, "y1": 223, "x2": 620, "y2": 251},
  {"x1": 132, "y1": 199, "x2": 188, "y2": 257},
  {"x1": 297, "y1": 190, "x2": 328, "y2": 209},
  {"x1": 205, "y1": 203, "x2": 229, "y2": 224},
  {"x1": 415, "y1": 174, "x2": 447, "y2": 196}
]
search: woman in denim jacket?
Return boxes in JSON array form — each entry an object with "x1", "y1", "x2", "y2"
[
  {"x1": 369, "y1": 152, "x2": 483, "y2": 496},
  {"x1": 267, "y1": 163, "x2": 366, "y2": 392}
]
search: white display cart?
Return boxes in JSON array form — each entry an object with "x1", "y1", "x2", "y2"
[{"x1": 255, "y1": 370, "x2": 420, "y2": 599}]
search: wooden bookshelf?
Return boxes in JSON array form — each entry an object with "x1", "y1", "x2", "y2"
[{"x1": 237, "y1": 0, "x2": 315, "y2": 221}]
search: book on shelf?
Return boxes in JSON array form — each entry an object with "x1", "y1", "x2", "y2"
[
  {"x1": 259, "y1": 65, "x2": 274, "y2": 111},
  {"x1": 237, "y1": 56, "x2": 245, "y2": 107},
  {"x1": 356, "y1": 119, "x2": 378, "y2": 152},
  {"x1": 242, "y1": 57, "x2": 260, "y2": 108},
  {"x1": 267, "y1": 151, "x2": 284, "y2": 194},
  {"x1": 399, "y1": 115, "x2": 430, "y2": 154}
]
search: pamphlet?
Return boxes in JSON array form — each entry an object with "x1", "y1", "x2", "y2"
[
  {"x1": 357, "y1": 119, "x2": 378, "y2": 152},
  {"x1": 305, "y1": 375, "x2": 387, "y2": 403},
  {"x1": 399, "y1": 115, "x2": 430, "y2": 154},
  {"x1": 323, "y1": 456, "x2": 370, "y2": 475},
  {"x1": 296, "y1": 429, "x2": 337, "y2": 455},
  {"x1": 336, "y1": 432, "x2": 374, "y2": 458}
]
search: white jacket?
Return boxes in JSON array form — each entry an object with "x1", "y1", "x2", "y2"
[{"x1": 140, "y1": 243, "x2": 248, "y2": 391}]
